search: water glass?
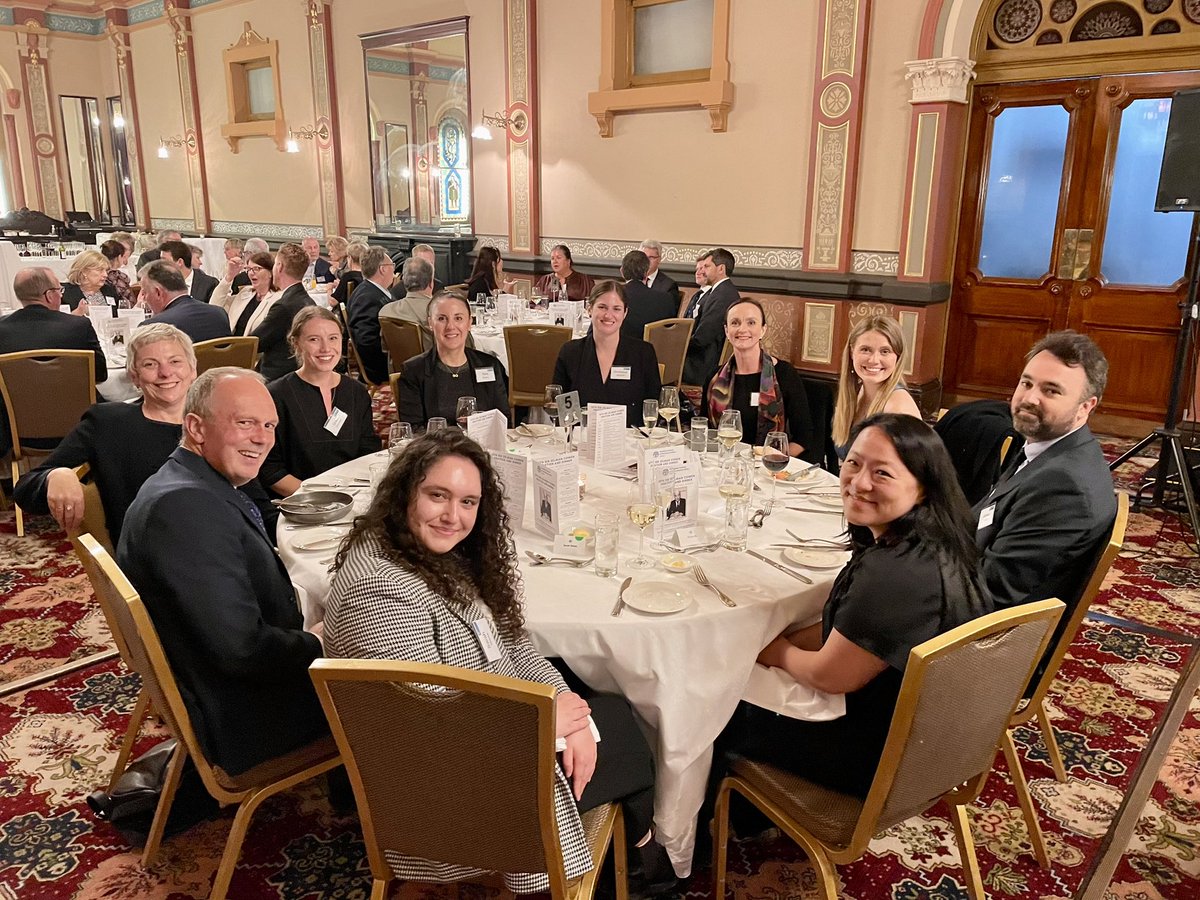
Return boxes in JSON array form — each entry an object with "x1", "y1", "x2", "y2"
[
  {"x1": 427, "y1": 417, "x2": 447, "y2": 433},
  {"x1": 388, "y1": 422, "x2": 413, "y2": 458},
  {"x1": 594, "y1": 512, "x2": 620, "y2": 577},
  {"x1": 723, "y1": 495, "x2": 751, "y2": 551},
  {"x1": 369, "y1": 461, "x2": 389, "y2": 491},
  {"x1": 689, "y1": 417, "x2": 708, "y2": 453}
]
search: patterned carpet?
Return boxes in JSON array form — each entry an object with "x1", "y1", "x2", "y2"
[{"x1": 0, "y1": 434, "x2": 1198, "y2": 899}]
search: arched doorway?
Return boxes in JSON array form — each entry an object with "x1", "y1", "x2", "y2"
[{"x1": 944, "y1": 0, "x2": 1200, "y2": 420}]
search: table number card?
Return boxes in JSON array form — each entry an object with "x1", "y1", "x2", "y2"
[
  {"x1": 489, "y1": 450, "x2": 529, "y2": 528},
  {"x1": 589, "y1": 403, "x2": 628, "y2": 471},
  {"x1": 532, "y1": 452, "x2": 580, "y2": 538},
  {"x1": 557, "y1": 390, "x2": 582, "y2": 445},
  {"x1": 467, "y1": 408, "x2": 508, "y2": 452}
]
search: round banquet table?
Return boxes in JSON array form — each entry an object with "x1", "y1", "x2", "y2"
[{"x1": 278, "y1": 437, "x2": 847, "y2": 876}]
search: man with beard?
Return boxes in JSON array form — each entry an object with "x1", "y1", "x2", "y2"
[{"x1": 973, "y1": 330, "x2": 1116, "y2": 613}]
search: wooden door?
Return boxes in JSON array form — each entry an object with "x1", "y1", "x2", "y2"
[{"x1": 946, "y1": 72, "x2": 1199, "y2": 420}]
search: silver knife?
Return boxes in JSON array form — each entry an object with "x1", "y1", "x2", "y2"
[
  {"x1": 611, "y1": 576, "x2": 633, "y2": 616},
  {"x1": 784, "y1": 505, "x2": 844, "y2": 516},
  {"x1": 746, "y1": 550, "x2": 814, "y2": 584}
]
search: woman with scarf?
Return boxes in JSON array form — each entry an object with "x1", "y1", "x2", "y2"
[{"x1": 703, "y1": 299, "x2": 816, "y2": 462}]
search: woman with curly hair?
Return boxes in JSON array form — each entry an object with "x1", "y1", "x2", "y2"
[{"x1": 323, "y1": 429, "x2": 675, "y2": 895}]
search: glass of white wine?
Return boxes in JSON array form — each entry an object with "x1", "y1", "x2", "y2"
[
  {"x1": 762, "y1": 431, "x2": 790, "y2": 509},
  {"x1": 659, "y1": 386, "x2": 680, "y2": 434},
  {"x1": 626, "y1": 481, "x2": 659, "y2": 569},
  {"x1": 717, "y1": 409, "x2": 743, "y2": 462},
  {"x1": 642, "y1": 398, "x2": 658, "y2": 435}
]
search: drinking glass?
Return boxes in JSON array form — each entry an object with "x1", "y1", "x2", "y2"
[
  {"x1": 690, "y1": 416, "x2": 708, "y2": 453},
  {"x1": 388, "y1": 422, "x2": 413, "y2": 458},
  {"x1": 762, "y1": 431, "x2": 790, "y2": 509},
  {"x1": 717, "y1": 409, "x2": 743, "y2": 462},
  {"x1": 718, "y1": 457, "x2": 753, "y2": 551},
  {"x1": 543, "y1": 384, "x2": 562, "y2": 427},
  {"x1": 455, "y1": 396, "x2": 477, "y2": 430},
  {"x1": 594, "y1": 511, "x2": 620, "y2": 577},
  {"x1": 427, "y1": 417, "x2": 447, "y2": 433},
  {"x1": 658, "y1": 386, "x2": 681, "y2": 433},
  {"x1": 625, "y1": 482, "x2": 658, "y2": 570},
  {"x1": 642, "y1": 399, "x2": 659, "y2": 433},
  {"x1": 369, "y1": 461, "x2": 389, "y2": 491}
]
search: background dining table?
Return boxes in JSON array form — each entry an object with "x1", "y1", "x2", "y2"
[{"x1": 278, "y1": 435, "x2": 848, "y2": 877}]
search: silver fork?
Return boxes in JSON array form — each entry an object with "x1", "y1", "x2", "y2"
[
  {"x1": 693, "y1": 565, "x2": 736, "y2": 607},
  {"x1": 524, "y1": 551, "x2": 592, "y2": 568}
]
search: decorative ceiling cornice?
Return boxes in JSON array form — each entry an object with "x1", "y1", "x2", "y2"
[{"x1": 0, "y1": 0, "x2": 226, "y2": 34}]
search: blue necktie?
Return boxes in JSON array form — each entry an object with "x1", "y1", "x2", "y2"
[{"x1": 233, "y1": 488, "x2": 266, "y2": 535}]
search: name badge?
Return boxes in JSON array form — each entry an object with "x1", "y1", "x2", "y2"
[
  {"x1": 470, "y1": 619, "x2": 503, "y2": 662},
  {"x1": 750, "y1": 392, "x2": 760, "y2": 406},
  {"x1": 475, "y1": 366, "x2": 496, "y2": 383},
  {"x1": 978, "y1": 504, "x2": 996, "y2": 530},
  {"x1": 323, "y1": 407, "x2": 348, "y2": 436},
  {"x1": 611, "y1": 366, "x2": 632, "y2": 381}
]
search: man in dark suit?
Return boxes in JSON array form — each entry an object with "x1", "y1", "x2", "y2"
[
  {"x1": 301, "y1": 236, "x2": 334, "y2": 284},
  {"x1": 119, "y1": 368, "x2": 328, "y2": 777},
  {"x1": 160, "y1": 239, "x2": 219, "y2": 304},
  {"x1": 681, "y1": 255, "x2": 710, "y2": 320},
  {"x1": 135, "y1": 228, "x2": 181, "y2": 269},
  {"x1": 346, "y1": 245, "x2": 395, "y2": 385},
  {"x1": 389, "y1": 243, "x2": 445, "y2": 301},
  {"x1": 253, "y1": 242, "x2": 315, "y2": 381},
  {"x1": 0, "y1": 267, "x2": 108, "y2": 456},
  {"x1": 973, "y1": 330, "x2": 1116, "y2": 614},
  {"x1": 619, "y1": 250, "x2": 676, "y2": 341},
  {"x1": 640, "y1": 240, "x2": 680, "y2": 311},
  {"x1": 682, "y1": 247, "x2": 739, "y2": 385},
  {"x1": 138, "y1": 260, "x2": 231, "y2": 344}
]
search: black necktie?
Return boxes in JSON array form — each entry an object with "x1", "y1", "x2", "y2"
[
  {"x1": 994, "y1": 445, "x2": 1027, "y2": 490},
  {"x1": 685, "y1": 290, "x2": 706, "y2": 319}
]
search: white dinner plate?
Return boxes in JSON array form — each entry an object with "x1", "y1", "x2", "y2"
[
  {"x1": 623, "y1": 580, "x2": 694, "y2": 614},
  {"x1": 808, "y1": 494, "x2": 844, "y2": 509},
  {"x1": 293, "y1": 532, "x2": 345, "y2": 552},
  {"x1": 518, "y1": 423, "x2": 556, "y2": 438},
  {"x1": 783, "y1": 547, "x2": 850, "y2": 569}
]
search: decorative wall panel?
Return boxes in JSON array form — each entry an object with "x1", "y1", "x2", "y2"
[
  {"x1": 504, "y1": 0, "x2": 540, "y2": 256},
  {"x1": 165, "y1": 1, "x2": 210, "y2": 233},
  {"x1": 304, "y1": 0, "x2": 344, "y2": 236},
  {"x1": 17, "y1": 21, "x2": 65, "y2": 220}
]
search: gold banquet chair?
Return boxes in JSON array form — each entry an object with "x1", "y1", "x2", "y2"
[
  {"x1": 1003, "y1": 491, "x2": 1129, "y2": 867},
  {"x1": 310, "y1": 658, "x2": 627, "y2": 900},
  {"x1": 192, "y1": 336, "x2": 259, "y2": 375},
  {"x1": 643, "y1": 318, "x2": 693, "y2": 387},
  {"x1": 380, "y1": 317, "x2": 425, "y2": 374},
  {"x1": 74, "y1": 534, "x2": 340, "y2": 900},
  {"x1": 714, "y1": 599, "x2": 1065, "y2": 900},
  {"x1": 504, "y1": 324, "x2": 573, "y2": 422},
  {"x1": 0, "y1": 348, "x2": 96, "y2": 536}
]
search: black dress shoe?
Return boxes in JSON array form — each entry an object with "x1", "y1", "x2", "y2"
[{"x1": 631, "y1": 841, "x2": 679, "y2": 898}]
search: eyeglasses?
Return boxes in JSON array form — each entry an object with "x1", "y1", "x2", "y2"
[{"x1": 246, "y1": 265, "x2": 267, "y2": 274}]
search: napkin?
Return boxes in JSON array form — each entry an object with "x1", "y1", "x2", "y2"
[{"x1": 742, "y1": 664, "x2": 846, "y2": 721}]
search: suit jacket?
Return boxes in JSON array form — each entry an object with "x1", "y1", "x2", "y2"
[
  {"x1": 346, "y1": 279, "x2": 390, "y2": 384},
  {"x1": 135, "y1": 248, "x2": 161, "y2": 270},
  {"x1": 397, "y1": 345, "x2": 510, "y2": 427},
  {"x1": 683, "y1": 278, "x2": 739, "y2": 385},
  {"x1": 645, "y1": 269, "x2": 681, "y2": 311},
  {"x1": 553, "y1": 332, "x2": 661, "y2": 427},
  {"x1": 142, "y1": 295, "x2": 232, "y2": 344},
  {"x1": 390, "y1": 277, "x2": 445, "y2": 302},
  {"x1": 118, "y1": 447, "x2": 327, "y2": 777},
  {"x1": 620, "y1": 280, "x2": 677, "y2": 341},
  {"x1": 312, "y1": 257, "x2": 334, "y2": 283},
  {"x1": 973, "y1": 424, "x2": 1116, "y2": 614},
  {"x1": 252, "y1": 283, "x2": 315, "y2": 381},
  {"x1": 189, "y1": 269, "x2": 219, "y2": 304}
]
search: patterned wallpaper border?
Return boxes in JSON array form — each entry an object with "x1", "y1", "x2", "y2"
[{"x1": 151, "y1": 218, "x2": 324, "y2": 241}]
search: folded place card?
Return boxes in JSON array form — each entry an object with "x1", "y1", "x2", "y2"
[
  {"x1": 467, "y1": 408, "x2": 508, "y2": 453},
  {"x1": 489, "y1": 450, "x2": 528, "y2": 528}
]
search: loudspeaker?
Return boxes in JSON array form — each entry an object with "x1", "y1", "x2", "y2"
[{"x1": 1156, "y1": 88, "x2": 1200, "y2": 212}]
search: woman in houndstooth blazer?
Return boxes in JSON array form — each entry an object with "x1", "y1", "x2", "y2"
[{"x1": 323, "y1": 429, "x2": 676, "y2": 895}]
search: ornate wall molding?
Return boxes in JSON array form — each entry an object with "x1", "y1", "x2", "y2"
[
  {"x1": 16, "y1": 20, "x2": 66, "y2": 220},
  {"x1": 802, "y1": 0, "x2": 872, "y2": 273},
  {"x1": 106, "y1": 18, "x2": 151, "y2": 230},
  {"x1": 904, "y1": 56, "x2": 976, "y2": 103},
  {"x1": 164, "y1": 1, "x2": 210, "y2": 233},
  {"x1": 303, "y1": 0, "x2": 344, "y2": 236},
  {"x1": 149, "y1": 216, "x2": 196, "y2": 232},
  {"x1": 503, "y1": 0, "x2": 540, "y2": 256}
]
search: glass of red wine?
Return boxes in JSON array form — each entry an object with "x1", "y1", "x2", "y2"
[
  {"x1": 762, "y1": 431, "x2": 790, "y2": 509},
  {"x1": 455, "y1": 396, "x2": 477, "y2": 430}
]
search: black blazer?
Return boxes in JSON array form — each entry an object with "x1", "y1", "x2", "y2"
[
  {"x1": 683, "y1": 278, "x2": 739, "y2": 385},
  {"x1": 397, "y1": 346, "x2": 510, "y2": 427},
  {"x1": 63, "y1": 281, "x2": 120, "y2": 311},
  {"x1": 252, "y1": 283, "x2": 315, "y2": 381},
  {"x1": 620, "y1": 280, "x2": 677, "y2": 341},
  {"x1": 143, "y1": 295, "x2": 232, "y2": 344},
  {"x1": 190, "y1": 269, "x2": 219, "y2": 304},
  {"x1": 646, "y1": 269, "x2": 681, "y2": 312},
  {"x1": 553, "y1": 333, "x2": 661, "y2": 427},
  {"x1": 118, "y1": 447, "x2": 327, "y2": 776},
  {"x1": 312, "y1": 257, "x2": 334, "y2": 284},
  {"x1": 346, "y1": 279, "x2": 390, "y2": 384}
]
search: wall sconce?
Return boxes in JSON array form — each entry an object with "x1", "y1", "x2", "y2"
[
  {"x1": 286, "y1": 122, "x2": 330, "y2": 153},
  {"x1": 472, "y1": 107, "x2": 528, "y2": 141},
  {"x1": 157, "y1": 133, "x2": 195, "y2": 159}
]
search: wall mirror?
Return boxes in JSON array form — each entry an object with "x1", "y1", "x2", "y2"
[
  {"x1": 59, "y1": 96, "x2": 109, "y2": 222},
  {"x1": 107, "y1": 97, "x2": 135, "y2": 224},
  {"x1": 362, "y1": 18, "x2": 472, "y2": 233}
]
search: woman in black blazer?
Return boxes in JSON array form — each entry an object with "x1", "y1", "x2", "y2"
[{"x1": 552, "y1": 280, "x2": 661, "y2": 427}]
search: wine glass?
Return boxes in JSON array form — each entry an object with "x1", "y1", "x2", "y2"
[
  {"x1": 625, "y1": 482, "x2": 659, "y2": 570},
  {"x1": 388, "y1": 422, "x2": 413, "y2": 458},
  {"x1": 762, "y1": 431, "x2": 790, "y2": 509},
  {"x1": 658, "y1": 386, "x2": 680, "y2": 434},
  {"x1": 642, "y1": 399, "x2": 658, "y2": 435},
  {"x1": 717, "y1": 409, "x2": 743, "y2": 462},
  {"x1": 427, "y1": 417, "x2": 447, "y2": 433},
  {"x1": 543, "y1": 384, "x2": 562, "y2": 428},
  {"x1": 455, "y1": 396, "x2": 477, "y2": 430}
]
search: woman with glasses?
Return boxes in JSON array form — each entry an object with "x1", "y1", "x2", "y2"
[
  {"x1": 64, "y1": 249, "x2": 121, "y2": 313},
  {"x1": 211, "y1": 250, "x2": 281, "y2": 336}
]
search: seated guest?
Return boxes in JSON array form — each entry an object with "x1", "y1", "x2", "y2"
[
  {"x1": 222, "y1": 238, "x2": 245, "y2": 269},
  {"x1": 831, "y1": 315, "x2": 922, "y2": 459},
  {"x1": 537, "y1": 243, "x2": 594, "y2": 302},
  {"x1": 704, "y1": 299, "x2": 815, "y2": 460},
  {"x1": 640, "y1": 239, "x2": 680, "y2": 310},
  {"x1": 159, "y1": 239, "x2": 218, "y2": 304},
  {"x1": 0, "y1": 267, "x2": 106, "y2": 457},
  {"x1": 325, "y1": 235, "x2": 349, "y2": 278},
  {"x1": 398, "y1": 292, "x2": 509, "y2": 428},
  {"x1": 64, "y1": 249, "x2": 120, "y2": 313},
  {"x1": 974, "y1": 330, "x2": 1116, "y2": 613},
  {"x1": 464, "y1": 245, "x2": 510, "y2": 301},
  {"x1": 681, "y1": 254, "x2": 710, "y2": 320},
  {"x1": 135, "y1": 228, "x2": 180, "y2": 269},
  {"x1": 302, "y1": 236, "x2": 334, "y2": 284},
  {"x1": 330, "y1": 241, "x2": 366, "y2": 307},
  {"x1": 138, "y1": 260, "x2": 231, "y2": 344},
  {"x1": 14, "y1": 324, "x2": 195, "y2": 542},
  {"x1": 324, "y1": 429, "x2": 674, "y2": 894},
  {"x1": 553, "y1": 280, "x2": 661, "y2": 428},
  {"x1": 717, "y1": 413, "x2": 992, "y2": 797},
  {"x1": 231, "y1": 237, "x2": 269, "y2": 292},
  {"x1": 119, "y1": 368, "x2": 328, "y2": 778},
  {"x1": 390, "y1": 243, "x2": 445, "y2": 301},
  {"x1": 212, "y1": 250, "x2": 279, "y2": 336},
  {"x1": 260, "y1": 307, "x2": 380, "y2": 497},
  {"x1": 619, "y1": 249, "x2": 676, "y2": 341},
  {"x1": 380, "y1": 257, "x2": 436, "y2": 350},
  {"x1": 100, "y1": 240, "x2": 133, "y2": 306},
  {"x1": 346, "y1": 245, "x2": 395, "y2": 385},
  {"x1": 682, "y1": 248, "x2": 739, "y2": 385},
  {"x1": 253, "y1": 242, "x2": 316, "y2": 381}
]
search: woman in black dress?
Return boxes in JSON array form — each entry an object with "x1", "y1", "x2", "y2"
[
  {"x1": 464, "y1": 245, "x2": 513, "y2": 302},
  {"x1": 260, "y1": 306, "x2": 380, "y2": 497}
]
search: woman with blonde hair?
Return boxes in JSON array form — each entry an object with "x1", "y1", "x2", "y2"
[
  {"x1": 325, "y1": 235, "x2": 350, "y2": 277},
  {"x1": 65, "y1": 249, "x2": 120, "y2": 313},
  {"x1": 830, "y1": 315, "x2": 922, "y2": 458},
  {"x1": 330, "y1": 241, "x2": 367, "y2": 307}
]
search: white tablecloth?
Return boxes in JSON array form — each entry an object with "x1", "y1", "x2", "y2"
[
  {"x1": 472, "y1": 329, "x2": 508, "y2": 371},
  {"x1": 278, "y1": 442, "x2": 846, "y2": 876}
]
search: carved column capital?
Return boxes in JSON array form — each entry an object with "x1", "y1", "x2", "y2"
[{"x1": 904, "y1": 57, "x2": 975, "y2": 105}]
